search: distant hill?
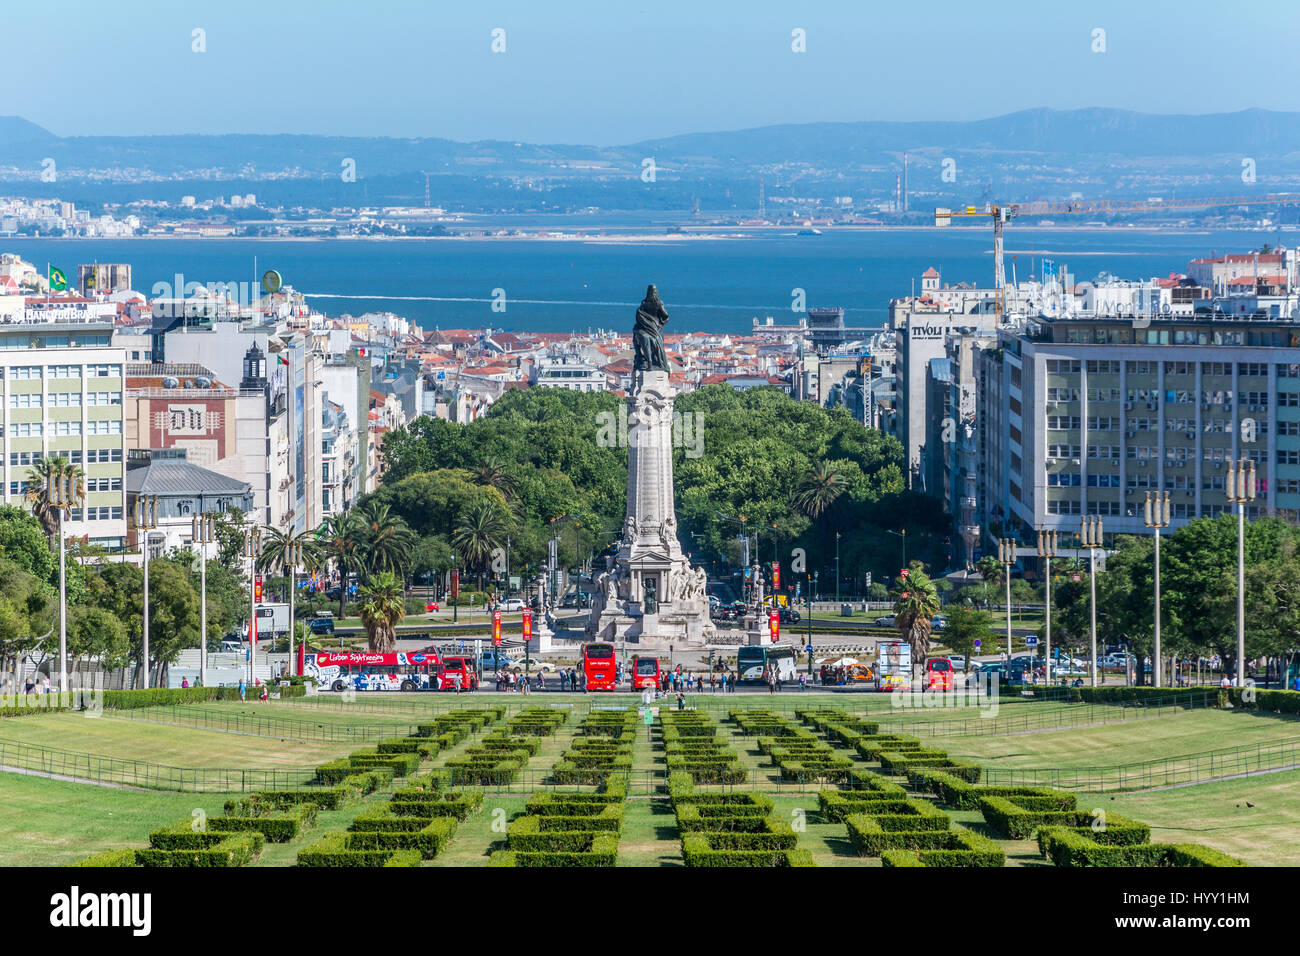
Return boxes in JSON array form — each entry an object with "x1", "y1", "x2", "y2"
[{"x1": 4, "y1": 108, "x2": 1300, "y2": 176}]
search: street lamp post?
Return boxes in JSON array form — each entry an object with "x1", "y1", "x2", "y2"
[
  {"x1": 244, "y1": 527, "x2": 263, "y2": 683},
  {"x1": 132, "y1": 495, "x2": 159, "y2": 690},
  {"x1": 285, "y1": 539, "x2": 302, "y2": 680},
  {"x1": 835, "y1": 531, "x2": 841, "y2": 605},
  {"x1": 192, "y1": 513, "x2": 215, "y2": 687},
  {"x1": 1079, "y1": 515, "x2": 1104, "y2": 688},
  {"x1": 1226, "y1": 459, "x2": 1256, "y2": 687},
  {"x1": 1143, "y1": 491, "x2": 1170, "y2": 687},
  {"x1": 51, "y1": 473, "x2": 83, "y2": 693},
  {"x1": 1036, "y1": 529, "x2": 1058, "y2": 684},
  {"x1": 997, "y1": 537, "x2": 1015, "y2": 661}
]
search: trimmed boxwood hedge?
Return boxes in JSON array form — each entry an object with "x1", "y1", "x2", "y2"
[
  {"x1": 346, "y1": 818, "x2": 457, "y2": 859},
  {"x1": 980, "y1": 797, "x2": 1149, "y2": 842},
  {"x1": 75, "y1": 849, "x2": 138, "y2": 867},
  {"x1": 489, "y1": 831, "x2": 619, "y2": 867},
  {"x1": 912, "y1": 771, "x2": 1072, "y2": 811},
  {"x1": 878, "y1": 831, "x2": 1005, "y2": 867},
  {"x1": 876, "y1": 751, "x2": 981, "y2": 782},
  {"x1": 818, "y1": 787, "x2": 911, "y2": 822},
  {"x1": 1038, "y1": 829, "x2": 1245, "y2": 867},
  {"x1": 296, "y1": 832, "x2": 421, "y2": 867},
  {"x1": 1076, "y1": 685, "x2": 1300, "y2": 714},
  {"x1": 681, "y1": 835, "x2": 815, "y2": 867},
  {"x1": 207, "y1": 802, "x2": 318, "y2": 842},
  {"x1": 136, "y1": 833, "x2": 262, "y2": 868}
]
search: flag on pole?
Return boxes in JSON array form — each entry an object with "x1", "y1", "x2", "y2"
[
  {"x1": 48, "y1": 266, "x2": 68, "y2": 292},
  {"x1": 277, "y1": 355, "x2": 289, "y2": 367}
]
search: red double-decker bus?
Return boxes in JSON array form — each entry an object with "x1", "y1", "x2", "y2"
[
  {"x1": 630, "y1": 655, "x2": 660, "y2": 690},
  {"x1": 298, "y1": 646, "x2": 443, "y2": 692},
  {"x1": 582, "y1": 642, "x2": 617, "y2": 691}
]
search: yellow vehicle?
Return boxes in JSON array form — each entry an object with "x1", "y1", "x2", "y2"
[
  {"x1": 763, "y1": 594, "x2": 791, "y2": 608},
  {"x1": 846, "y1": 663, "x2": 875, "y2": 683}
]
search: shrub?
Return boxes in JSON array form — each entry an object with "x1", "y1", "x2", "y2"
[
  {"x1": 1039, "y1": 830, "x2": 1244, "y2": 867},
  {"x1": 136, "y1": 833, "x2": 261, "y2": 867},
  {"x1": 491, "y1": 831, "x2": 619, "y2": 866},
  {"x1": 681, "y1": 835, "x2": 814, "y2": 867},
  {"x1": 297, "y1": 832, "x2": 426, "y2": 866},
  {"x1": 75, "y1": 850, "x2": 138, "y2": 867},
  {"x1": 980, "y1": 797, "x2": 1149, "y2": 842},
  {"x1": 346, "y1": 818, "x2": 457, "y2": 859},
  {"x1": 207, "y1": 803, "x2": 318, "y2": 842}
]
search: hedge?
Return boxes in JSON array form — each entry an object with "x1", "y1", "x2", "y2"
[
  {"x1": 878, "y1": 831, "x2": 1005, "y2": 867},
  {"x1": 346, "y1": 818, "x2": 458, "y2": 859},
  {"x1": 818, "y1": 787, "x2": 911, "y2": 822},
  {"x1": 876, "y1": 751, "x2": 981, "y2": 782},
  {"x1": 980, "y1": 797, "x2": 1149, "y2": 842},
  {"x1": 1039, "y1": 829, "x2": 1245, "y2": 867},
  {"x1": 207, "y1": 803, "x2": 318, "y2": 842},
  {"x1": 489, "y1": 831, "x2": 619, "y2": 867},
  {"x1": 388, "y1": 790, "x2": 483, "y2": 820},
  {"x1": 296, "y1": 832, "x2": 422, "y2": 867},
  {"x1": 75, "y1": 850, "x2": 138, "y2": 867},
  {"x1": 681, "y1": 835, "x2": 815, "y2": 867},
  {"x1": 1076, "y1": 685, "x2": 1300, "y2": 714},
  {"x1": 913, "y1": 771, "x2": 1072, "y2": 811},
  {"x1": 136, "y1": 833, "x2": 262, "y2": 868}
]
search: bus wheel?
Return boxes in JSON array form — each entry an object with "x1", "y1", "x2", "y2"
[
  {"x1": 332, "y1": 680, "x2": 346, "y2": 692},
  {"x1": 401, "y1": 680, "x2": 416, "y2": 691}
]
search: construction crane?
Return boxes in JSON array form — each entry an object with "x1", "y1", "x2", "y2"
[{"x1": 934, "y1": 193, "x2": 1300, "y2": 318}]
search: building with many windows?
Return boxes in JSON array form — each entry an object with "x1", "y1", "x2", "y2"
[{"x1": 0, "y1": 317, "x2": 127, "y2": 548}]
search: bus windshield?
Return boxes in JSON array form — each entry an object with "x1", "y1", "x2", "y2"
[
  {"x1": 585, "y1": 644, "x2": 614, "y2": 660},
  {"x1": 635, "y1": 658, "x2": 658, "y2": 675},
  {"x1": 737, "y1": 648, "x2": 766, "y2": 664}
]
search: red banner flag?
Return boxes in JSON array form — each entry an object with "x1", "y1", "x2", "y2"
[
  {"x1": 492, "y1": 608, "x2": 502, "y2": 646},
  {"x1": 769, "y1": 609, "x2": 779, "y2": 644}
]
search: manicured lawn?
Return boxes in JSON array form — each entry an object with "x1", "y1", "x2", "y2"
[
  {"x1": 0, "y1": 773, "x2": 234, "y2": 866},
  {"x1": 931, "y1": 708, "x2": 1300, "y2": 771},
  {"x1": 1084, "y1": 769, "x2": 1300, "y2": 867},
  {"x1": 0, "y1": 713, "x2": 357, "y2": 769}
]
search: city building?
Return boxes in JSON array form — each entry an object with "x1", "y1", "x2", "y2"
[
  {"x1": 0, "y1": 313, "x2": 128, "y2": 548},
  {"x1": 125, "y1": 448, "x2": 254, "y2": 551}
]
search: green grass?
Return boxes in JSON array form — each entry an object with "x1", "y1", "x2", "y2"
[
  {"x1": 1082, "y1": 770, "x2": 1300, "y2": 867},
  {"x1": 0, "y1": 773, "x2": 234, "y2": 866},
  {"x1": 0, "y1": 713, "x2": 358, "y2": 769},
  {"x1": 932, "y1": 708, "x2": 1299, "y2": 771}
]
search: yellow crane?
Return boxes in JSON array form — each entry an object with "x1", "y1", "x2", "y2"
[{"x1": 935, "y1": 193, "x2": 1300, "y2": 318}]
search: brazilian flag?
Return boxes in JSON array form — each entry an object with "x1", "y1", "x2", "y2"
[{"x1": 48, "y1": 266, "x2": 68, "y2": 292}]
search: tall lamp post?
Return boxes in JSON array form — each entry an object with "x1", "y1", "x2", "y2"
[
  {"x1": 1143, "y1": 491, "x2": 1170, "y2": 687},
  {"x1": 50, "y1": 473, "x2": 83, "y2": 693},
  {"x1": 191, "y1": 513, "x2": 216, "y2": 687},
  {"x1": 1036, "y1": 529, "x2": 1058, "y2": 684},
  {"x1": 132, "y1": 494, "x2": 159, "y2": 690},
  {"x1": 1226, "y1": 458, "x2": 1256, "y2": 687},
  {"x1": 835, "y1": 531, "x2": 842, "y2": 605},
  {"x1": 244, "y1": 527, "x2": 263, "y2": 683},
  {"x1": 284, "y1": 538, "x2": 303, "y2": 679},
  {"x1": 996, "y1": 537, "x2": 1015, "y2": 661},
  {"x1": 1079, "y1": 515, "x2": 1104, "y2": 688}
]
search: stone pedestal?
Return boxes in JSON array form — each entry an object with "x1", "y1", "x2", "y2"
[{"x1": 586, "y1": 370, "x2": 714, "y2": 646}]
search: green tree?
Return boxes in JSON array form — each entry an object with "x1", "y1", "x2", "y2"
[
  {"x1": 358, "y1": 571, "x2": 406, "y2": 651},
  {"x1": 24, "y1": 455, "x2": 85, "y2": 543},
  {"x1": 0, "y1": 504, "x2": 57, "y2": 584},
  {"x1": 452, "y1": 499, "x2": 512, "y2": 589},
  {"x1": 353, "y1": 500, "x2": 417, "y2": 581},
  {"x1": 892, "y1": 562, "x2": 941, "y2": 666},
  {"x1": 316, "y1": 512, "x2": 363, "y2": 616},
  {"x1": 213, "y1": 508, "x2": 249, "y2": 567},
  {"x1": 940, "y1": 604, "x2": 993, "y2": 664}
]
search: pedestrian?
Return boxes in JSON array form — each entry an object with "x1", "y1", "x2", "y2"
[
  {"x1": 709, "y1": 672, "x2": 717, "y2": 694},
  {"x1": 799, "y1": 672, "x2": 806, "y2": 692},
  {"x1": 181, "y1": 677, "x2": 189, "y2": 689},
  {"x1": 24, "y1": 677, "x2": 34, "y2": 694},
  {"x1": 42, "y1": 675, "x2": 51, "y2": 694},
  {"x1": 238, "y1": 677, "x2": 246, "y2": 702},
  {"x1": 1220, "y1": 674, "x2": 1232, "y2": 690}
]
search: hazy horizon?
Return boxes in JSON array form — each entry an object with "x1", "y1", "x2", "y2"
[{"x1": 6, "y1": 0, "x2": 1299, "y2": 144}]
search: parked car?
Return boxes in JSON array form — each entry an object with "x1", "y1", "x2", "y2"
[
  {"x1": 931, "y1": 616, "x2": 947, "y2": 631},
  {"x1": 496, "y1": 598, "x2": 525, "y2": 612},
  {"x1": 778, "y1": 607, "x2": 801, "y2": 625},
  {"x1": 873, "y1": 616, "x2": 896, "y2": 627},
  {"x1": 220, "y1": 640, "x2": 245, "y2": 654},
  {"x1": 308, "y1": 617, "x2": 336, "y2": 635},
  {"x1": 479, "y1": 650, "x2": 515, "y2": 670},
  {"x1": 513, "y1": 658, "x2": 557, "y2": 672}
]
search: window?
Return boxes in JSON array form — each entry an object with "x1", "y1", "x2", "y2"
[
  {"x1": 7, "y1": 423, "x2": 41, "y2": 437},
  {"x1": 1279, "y1": 392, "x2": 1300, "y2": 408},
  {"x1": 49, "y1": 391, "x2": 82, "y2": 407},
  {"x1": 10, "y1": 366, "x2": 42, "y2": 379},
  {"x1": 87, "y1": 391, "x2": 122, "y2": 406},
  {"x1": 48, "y1": 365, "x2": 81, "y2": 379},
  {"x1": 50, "y1": 421, "x2": 81, "y2": 436},
  {"x1": 1089, "y1": 388, "x2": 1121, "y2": 401},
  {"x1": 1238, "y1": 363, "x2": 1267, "y2": 377},
  {"x1": 1164, "y1": 361, "x2": 1194, "y2": 376},
  {"x1": 1087, "y1": 360, "x2": 1121, "y2": 374},
  {"x1": 1046, "y1": 387, "x2": 1080, "y2": 402},
  {"x1": 1047, "y1": 416, "x2": 1080, "y2": 430},
  {"x1": 1278, "y1": 449, "x2": 1300, "y2": 466},
  {"x1": 85, "y1": 477, "x2": 123, "y2": 492},
  {"x1": 1086, "y1": 474, "x2": 1121, "y2": 488},
  {"x1": 85, "y1": 448, "x2": 123, "y2": 463},
  {"x1": 86, "y1": 364, "x2": 122, "y2": 378},
  {"x1": 1203, "y1": 362, "x2": 1234, "y2": 377},
  {"x1": 1046, "y1": 360, "x2": 1080, "y2": 373},
  {"x1": 1047, "y1": 499, "x2": 1082, "y2": 515},
  {"x1": 8, "y1": 393, "x2": 41, "y2": 408},
  {"x1": 86, "y1": 420, "x2": 122, "y2": 435},
  {"x1": 1087, "y1": 501, "x2": 1121, "y2": 516},
  {"x1": 6, "y1": 480, "x2": 33, "y2": 496},
  {"x1": 1278, "y1": 364, "x2": 1300, "y2": 379},
  {"x1": 8, "y1": 452, "x2": 42, "y2": 467},
  {"x1": 1278, "y1": 479, "x2": 1300, "y2": 495},
  {"x1": 1088, "y1": 417, "x2": 1120, "y2": 431},
  {"x1": 1047, "y1": 472, "x2": 1081, "y2": 487},
  {"x1": 1126, "y1": 361, "x2": 1157, "y2": 375}
]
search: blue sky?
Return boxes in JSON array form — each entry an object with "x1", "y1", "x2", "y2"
[{"x1": 8, "y1": 0, "x2": 1300, "y2": 143}]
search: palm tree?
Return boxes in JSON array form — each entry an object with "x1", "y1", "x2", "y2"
[
  {"x1": 25, "y1": 456, "x2": 85, "y2": 543},
  {"x1": 358, "y1": 572, "x2": 406, "y2": 651},
  {"x1": 471, "y1": 456, "x2": 516, "y2": 501},
  {"x1": 452, "y1": 499, "x2": 511, "y2": 589},
  {"x1": 316, "y1": 512, "x2": 363, "y2": 616},
  {"x1": 892, "y1": 564, "x2": 941, "y2": 667},
  {"x1": 791, "y1": 462, "x2": 845, "y2": 519},
  {"x1": 353, "y1": 500, "x2": 417, "y2": 581},
  {"x1": 260, "y1": 527, "x2": 323, "y2": 577}
]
